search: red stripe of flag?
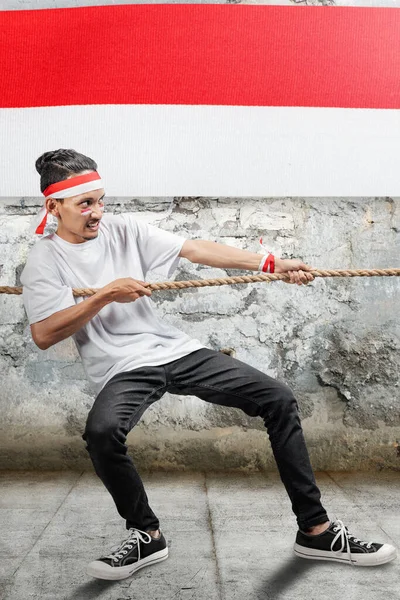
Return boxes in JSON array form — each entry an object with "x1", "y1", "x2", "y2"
[{"x1": 1, "y1": 5, "x2": 399, "y2": 109}]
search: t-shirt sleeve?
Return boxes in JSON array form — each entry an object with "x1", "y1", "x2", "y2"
[
  {"x1": 20, "y1": 253, "x2": 76, "y2": 325},
  {"x1": 123, "y1": 215, "x2": 187, "y2": 278}
]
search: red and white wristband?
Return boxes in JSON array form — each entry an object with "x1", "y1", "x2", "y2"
[
  {"x1": 258, "y1": 237, "x2": 275, "y2": 273},
  {"x1": 258, "y1": 253, "x2": 275, "y2": 273}
]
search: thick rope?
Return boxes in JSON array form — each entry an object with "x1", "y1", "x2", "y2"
[{"x1": 1, "y1": 268, "x2": 400, "y2": 297}]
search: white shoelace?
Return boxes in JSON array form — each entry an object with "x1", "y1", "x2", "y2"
[
  {"x1": 330, "y1": 519, "x2": 373, "y2": 565},
  {"x1": 105, "y1": 528, "x2": 152, "y2": 563}
]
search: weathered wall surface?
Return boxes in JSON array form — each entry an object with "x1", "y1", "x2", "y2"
[
  {"x1": 1, "y1": 0, "x2": 399, "y2": 470},
  {"x1": 0, "y1": 196, "x2": 399, "y2": 471}
]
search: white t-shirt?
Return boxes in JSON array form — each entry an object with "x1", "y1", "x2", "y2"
[{"x1": 20, "y1": 213, "x2": 206, "y2": 394}]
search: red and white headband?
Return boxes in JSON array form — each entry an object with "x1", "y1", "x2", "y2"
[{"x1": 35, "y1": 171, "x2": 104, "y2": 235}]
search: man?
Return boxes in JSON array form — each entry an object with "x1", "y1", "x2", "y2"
[{"x1": 20, "y1": 149, "x2": 396, "y2": 581}]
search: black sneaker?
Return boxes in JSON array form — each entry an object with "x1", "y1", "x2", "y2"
[
  {"x1": 87, "y1": 528, "x2": 169, "y2": 580},
  {"x1": 294, "y1": 519, "x2": 397, "y2": 566}
]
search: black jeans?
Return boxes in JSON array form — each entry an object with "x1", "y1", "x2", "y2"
[{"x1": 82, "y1": 348, "x2": 329, "y2": 533}]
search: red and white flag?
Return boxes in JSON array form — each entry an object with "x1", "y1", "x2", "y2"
[{"x1": 0, "y1": 4, "x2": 399, "y2": 196}]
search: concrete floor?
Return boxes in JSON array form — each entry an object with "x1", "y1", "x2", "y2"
[{"x1": 0, "y1": 470, "x2": 399, "y2": 600}]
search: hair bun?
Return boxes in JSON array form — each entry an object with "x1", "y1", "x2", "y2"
[
  {"x1": 35, "y1": 149, "x2": 97, "y2": 192},
  {"x1": 35, "y1": 149, "x2": 68, "y2": 175}
]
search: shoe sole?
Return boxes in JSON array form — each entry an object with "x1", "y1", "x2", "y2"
[
  {"x1": 293, "y1": 543, "x2": 397, "y2": 566},
  {"x1": 87, "y1": 547, "x2": 169, "y2": 580}
]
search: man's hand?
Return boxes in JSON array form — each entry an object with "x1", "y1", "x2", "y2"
[
  {"x1": 102, "y1": 278, "x2": 152, "y2": 303},
  {"x1": 274, "y1": 258, "x2": 315, "y2": 285}
]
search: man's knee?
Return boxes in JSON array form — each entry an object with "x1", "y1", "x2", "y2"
[
  {"x1": 82, "y1": 420, "x2": 126, "y2": 450},
  {"x1": 260, "y1": 381, "x2": 298, "y2": 417}
]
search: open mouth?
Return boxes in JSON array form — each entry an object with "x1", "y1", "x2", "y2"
[{"x1": 87, "y1": 221, "x2": 100, "y2": 231}]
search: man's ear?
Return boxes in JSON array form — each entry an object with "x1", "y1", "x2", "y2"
[{"x1": 46, "y1": 198, "x2": 60, "y2": 218}]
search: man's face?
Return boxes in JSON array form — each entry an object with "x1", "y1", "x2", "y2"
[{"x1": 47, "y1": 187, "x2": 105, "y2": 244}]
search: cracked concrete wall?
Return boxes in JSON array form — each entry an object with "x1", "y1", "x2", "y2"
[
  {"x1": 1, "y1": 0, "x2": 399, "y2": 470},
  {"x1": 1, "y1": 196, "x2": 399, "y2": 471}
]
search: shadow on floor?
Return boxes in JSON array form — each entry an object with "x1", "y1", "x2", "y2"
[
  {"x1": 255, "y1": 557, "x2": 318, "y2": 599},
  {"x1": 67, "y1": 579, "x2": 116, "y2": 599}
]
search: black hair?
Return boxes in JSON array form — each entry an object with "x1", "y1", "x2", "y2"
[{"x1": 35, "y1": 149, "x2": 98, "y2": 194}]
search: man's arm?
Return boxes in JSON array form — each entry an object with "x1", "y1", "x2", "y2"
[
  {"x1": 179, "y1": 239, "x2": 314, "y2": 285},
  {"x1": 31, "y1": 278, "x2": 152, "y2": 350}
]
